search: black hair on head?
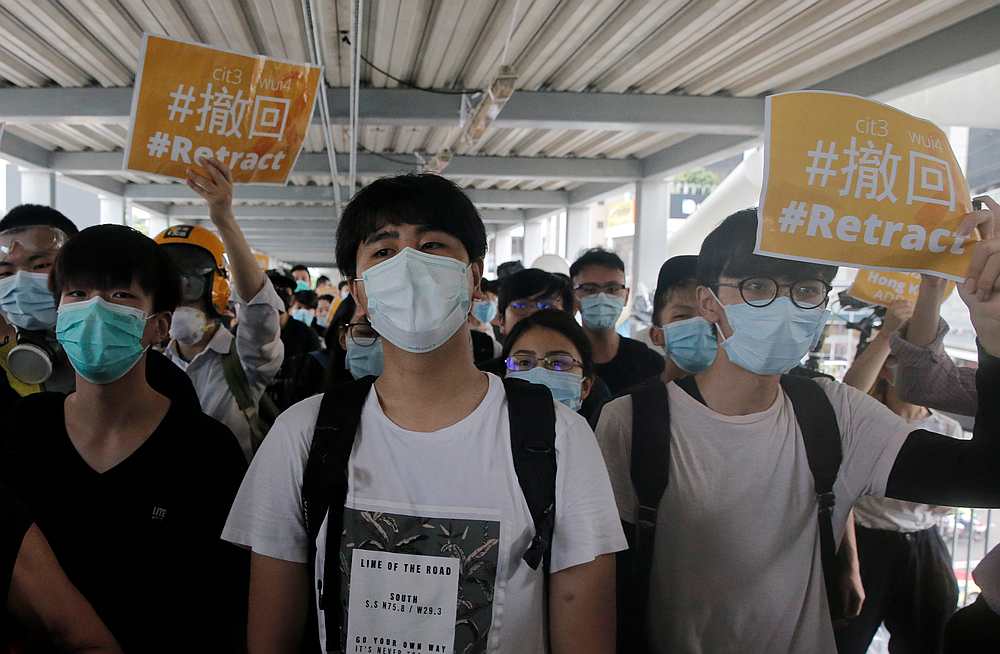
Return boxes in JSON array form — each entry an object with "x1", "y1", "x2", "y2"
[
  {"x1": 497, "y1": 268, "x2": 573, "y2": 316},
  {"x1": 294, "y1": 290, "x2": 319, "y2": 309},
  {"x1": 317, "y1": 275, "x2": 331, "y2": 284},
  {"x1": 696, "y1": 208, "x2": 837, "y2": 289},
  {"x1": 318, "y1": 294, "x2": 335, "y2": 303},
  {"x1": 335, "y1": 174, "x2": 487, "y2": 278},
  {"x1": 500, "y1": 309, "x2": 594, "y2": 378},
  {"x1": 338, "y1": 280, "x2": 350, "y2": 290},
  {"x1": 50, "y1": 225, "x2": 180, "y2": 313},
  {"x1": 570, "y1": 247, "x2": 626, "y2": 279},
  {"x1": 290, "y1": 264, "x2": 309, "y2": 274},
  {"x1": 0, "y1": 204, "x2": 79, "y2": 237},
  {"x1": 266, "y1": 270, "x2": 296, "y2": 311}
]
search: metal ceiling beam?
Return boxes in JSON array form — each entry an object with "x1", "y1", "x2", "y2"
[
  {"x1": 177, "y1": 204, "x2": 525, "y2": 225},
  {"x1": 59, "y1": 174, "x2": 125, "y2": 197},
  {"x1": 51, "y1": 151, "x2": 640, "y2": 183},
  {"x1": 0, "y1": 87, "x2": 762, "y2": 134},
  {"x1": 638, "y1": 5, "x2": 1000, "y2": 182},
  {"x1": 129, "y1": 184, "x2": 566, "y2": 209},
  {"x1": 0, "y1": 131, "x2": 49, "y2": 168},
  {"x1": 568, "y1": 182, "x2": 632, "y2": 207},
  {"x1": 171, "y1": 205, "x2": 336, "y2": 220}
]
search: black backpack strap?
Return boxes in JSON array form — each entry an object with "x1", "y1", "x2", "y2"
[
  {"x1": 502, "y1": 377, "x2": 557, "y2": 571},
  {"x1": 780, "y1": 375, "x2": 843, "y2": 621},
  {"x1": 301, "y1": 375, "x2": 376, "y2": 654},
  {"x1": 623, "y1": 377, "x2": 670, "y2": 652}
]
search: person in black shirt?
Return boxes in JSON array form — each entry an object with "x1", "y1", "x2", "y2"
[
  {"x1": 1, "y1": 225, "x2": 248, "y2": 653},
  {"x1": 570, "y1": 248, "x2": 664, "y2": 394},
  {"x1": 266, "y1": 272, "x2": 322, "y2": 410}
]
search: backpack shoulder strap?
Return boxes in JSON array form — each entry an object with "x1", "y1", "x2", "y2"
[
  {"x1": 623, "y1": 376, "x2": 671, "y2": 652},
  {"x1": 221, "y1": 336, "x2": 255, "y2": 412},
  {"x1": 302, "y1": 375, "x2": 376, "y2": 653},
  {"x1": 310, "y1": 350, "x2": 330, "y2": 370},
  {"x1": 502, "y1": 376, "x2": 557, "y2": 571},
  {"x1": 779, "y1": 374, "x2": 843, "y2": 619}
]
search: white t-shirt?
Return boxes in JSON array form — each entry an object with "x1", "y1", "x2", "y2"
[
  {"x1": 596, "y1": 378, "x2": 912, "y2": 654},
  {"x1": 853, "y1": 410, "x2": 967, "y2": 532},
  {"x1": 223, "y1": 373, "x2": 626, "y2": 653}
]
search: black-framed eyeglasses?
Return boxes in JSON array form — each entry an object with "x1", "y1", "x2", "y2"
[
  {"x1": 717, "y1": 277, "x2": 832, "y2": 310},
  {"x1": 509, "y1": 299, "x2": 559, "y2": 312},
  {"x1": 573, "y1": 282, "x2": 627, "y2": 297},
  {"x1": 340, "y1": 321, "x2": 379, "y2": 346},
  {"x1": 505, "y1": 351, "x2": 583, "y2": 373}
]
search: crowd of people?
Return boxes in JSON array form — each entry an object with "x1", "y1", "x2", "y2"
[{"x1": 1, "y1": 154, "x2": 999, "y2": 654}]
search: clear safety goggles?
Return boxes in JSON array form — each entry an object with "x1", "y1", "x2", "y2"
[{"x1": 0, "y1": 226, "x2": 70, "y2": 269}]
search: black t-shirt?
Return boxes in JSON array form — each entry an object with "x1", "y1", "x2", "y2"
[
  {"x1": 595, "y1": 336, "x2": 665, "y2": 395},
  {"x1": 0, "y1": 484, "x2": 30, "y2": 614},
  {"x1": 1, "y1": 393, "x2": 249, "y2": 653}
]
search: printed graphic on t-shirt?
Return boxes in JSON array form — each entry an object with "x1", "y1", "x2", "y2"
[{"x1": 340, "y1": 508, "x2": 500, "y2": 654}]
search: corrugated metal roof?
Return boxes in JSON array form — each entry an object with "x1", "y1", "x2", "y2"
[{"x1": 2, "y1": 0, "x2": 993, "y2": 170}]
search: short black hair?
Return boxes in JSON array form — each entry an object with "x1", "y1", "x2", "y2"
[
  {"x1": 50, "y1": 225, "x2": 180, "y2": 313},
  {"x1": 0, "y1": 204, "x2": 79, "y2": 237},
  {"x1": 498, "y1": 268, "x2": 573, "y2": 317},
  {"x1": 570, "y1": 247, "x2": 625, "y2": 279},
  {"x1": 697, "y1": 208, "x2": 837, "y2": 288},
  {"x1": 316, "y1": 275, "x2": 330, "y2": 285},
  {"x1": 291, "y1": 264, "x2": 309, "y2": 274},
  {"x1": 335, "y1": 174, "x2": 487, "y2": 278},
  {"x1": 318, "y1": 294, "x2": 335, "y2": 304},
  {"x1": 501, "y1": 309, "x2": 594, "y2": 378},
  {"x1": 653, "y1": 256, "x2": 699, "y2": 326},
  {"x1": 294, "y1": 290, "x2": 319, "y2": 309},
  {"x1": 338, "y1": 280, "x2": 349, "y2": 290},
  {"x1": 266, "y1": 270, "x2": 295, "y2": 311}
]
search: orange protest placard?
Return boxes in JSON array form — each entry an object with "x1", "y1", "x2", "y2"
[
  {"x1": 757, "y1": 91, "x2": 974, "y2": 281},
  {"x1": 847, "y1": 269, "x2": 954, "y2": 307},
  {"x1": 125, "y1": 34, "x2": 321, "y2": 184}
]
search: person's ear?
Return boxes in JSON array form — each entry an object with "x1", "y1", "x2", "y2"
[
  {"x1": 350, "y1": 278, "x2": 368, "y2": 316},
  {"x1": 470, "y1": 260, "x2": 485, "y2": 299},
  {"x1": 145, "y1": 311, "x2": 171, "y2": 346},
  {"x1": 698, "y1": 285, "x2": 733, "y2": 340},
  {"x1": 581, "y1": 375, "x2": 594, "y2": 402},
  {"x1": 650, "y1": 324, "x2": 665, "y2": 348}
]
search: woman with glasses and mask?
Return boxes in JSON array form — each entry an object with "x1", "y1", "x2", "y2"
[{"x1": 500, "y1": 309, "x2": 608, "y2": 427}]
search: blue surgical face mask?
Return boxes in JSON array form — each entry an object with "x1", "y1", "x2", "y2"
[
  {"x1": 56, "y1": 297, "x2": 149, "y2": 384},
  {"x1": 663, "y1": 316, "x2": 717, "y2": 374},
  {"x1": 0, "y1": 271, "x2": 57, "y2": 331},
  {"x1": 508, "y1": 367, "x2": 584, "y2": 411},
  {"x1": 317, "y1": 313, "x2": 330, "y2": 328},
  {"x1": 345, "y1": 338, "x2": 384, "y2": 379},
  {"x1": 361, "y1": 248, "x2": 471, "y2": 354},
  {"x1": 292, "y1": 308, "x2": 315, "y2": 326},
  {"x1": 295, "y1": 280, "x2": 311, "y2": 292},
  {"x1": 472, "y1": 299, "x2": 497, "y2": 325},
  {"x1": 580, "y1": 293, "x2": 625, "y2": 330},
  {"x1": 716, "y1": 294, "x2": 831, "y2": 376}
]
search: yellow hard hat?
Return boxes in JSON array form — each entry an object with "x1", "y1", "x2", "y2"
[{"x1": 155, "y1": 225, "x2": 231, "y2": 315}]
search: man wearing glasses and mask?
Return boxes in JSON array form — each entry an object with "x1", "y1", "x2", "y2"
[
  {"x1": 571, "y1": 248, "x2": 664, "y2": 394},
  {"x1": 0, "y1": 205, "x2": 78, "y2": 396},
  {"x1": 598, "y1": 205, "x2": 1000, "y2": 654}
]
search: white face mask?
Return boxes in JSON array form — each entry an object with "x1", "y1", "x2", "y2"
[
  {"x1": 360, "y1": 247, "x2": 472, "y2": 354},
  {"x1": 170, "y1": 306, "x2": 208, "y2": 345}
]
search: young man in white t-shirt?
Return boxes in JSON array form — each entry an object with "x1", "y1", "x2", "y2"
[
  {"x1": 596, "y1": 204, "x2": 1000, "y2": 654},
  {"x1": 223, "y1": 174, "x2": 626, "y2": 653}
]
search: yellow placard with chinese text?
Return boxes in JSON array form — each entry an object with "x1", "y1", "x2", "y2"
[
  {"x1": 847, "y1": 269, "x2": 955, "y2": 307},
  {"x1": 757, "y1": 91, "x2": 974, "y2": 281},
  {"x1": 125, "y1": 34, "x2": 321, "y2": 184}
]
